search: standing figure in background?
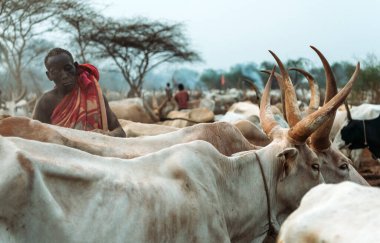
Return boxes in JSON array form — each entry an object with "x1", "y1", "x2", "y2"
[
  {"x1": 174, "y1": 83, "x2": 189, "y2": 110},
  {"x1": 32, "y1": 47, "x2": 126, "y2": 137},
  {"x1": 0, "y1": 89, "x2": 5, "y2": 109},
  {"x1": 165, "y1": 82, "x2": 172, "y2": 101}
]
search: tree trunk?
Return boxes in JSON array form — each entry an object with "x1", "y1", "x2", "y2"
[{"x1": 126, "y1": 83, "x2": 143, "y2": 98}]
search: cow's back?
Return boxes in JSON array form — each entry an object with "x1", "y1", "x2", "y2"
[{"x1": 278, "y1": 182, "x2": 380, "y2": 243}]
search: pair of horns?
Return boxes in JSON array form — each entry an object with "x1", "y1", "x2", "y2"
[{"x1": 260, "y1": 47, "x2": 360, "y2": 145}]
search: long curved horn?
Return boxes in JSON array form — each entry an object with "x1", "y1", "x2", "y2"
[
  {"x1": 142, "y1": 94, "x2": 160, "y2": 122},
  {"x1": 243, "y1": 78, "x2": 262, "y2": 95},
  {"x1": 157, "y1": 97, "x2": 169, "y2": 116},
  {"x1": 344, "y1": 100, "x2": 352, "y2": 121},
  {"x1": 260, "y1": 70, "x2": 287, "y2": 122},
  {"x1": 288, "y1": 63, "x2": 360, "y2": 143},
  {"x1": 311, "y1": 46, "x2": 337, "y2": 104},
  {"x1": 289, "y1": 68, "x2": 320, "y2": 115},
  {"x1": 269, "y1": 50, "x2": 302, "y2": 127},
  {"x1": 309, "y1": 46, "x2": 338, "y2": 150},
  {"x1": 152, "y1": 91, "x2": 158, "y2": 109},
  {"x1": 243, "y1": 78, "x2": 262, "y2": 104},
  {"x1": 260, "y1": 66, "x2": 281, "y2": 138}
]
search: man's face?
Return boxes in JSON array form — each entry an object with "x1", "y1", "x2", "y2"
[{"x1": 46, "y1": 53, "x2": 77, "y2": 93}]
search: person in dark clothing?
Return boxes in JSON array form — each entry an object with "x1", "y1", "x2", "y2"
[{"x1": 174, "y1": 83, "x2": 189, "y2": 110}]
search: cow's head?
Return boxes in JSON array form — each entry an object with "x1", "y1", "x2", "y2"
[
  {"x1": 260, "y1": 66, "x2": 331, "y2": 216},
  {"x1": 308, "y1": 46, "x2": 367, "y2": 184},
  {"x1": 270, "y1": 47, "x2": 366, "y2": 185}
]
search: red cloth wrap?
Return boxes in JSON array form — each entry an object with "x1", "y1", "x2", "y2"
[{"x1": 51, "y1": 64, "x2": 108, "y2": 131}]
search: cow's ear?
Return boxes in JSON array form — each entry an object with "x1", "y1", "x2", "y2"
[{"x1": 276, "y1": 148, "x2": 298, "y2": 180}]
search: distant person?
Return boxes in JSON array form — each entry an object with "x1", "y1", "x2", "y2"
[
  {"x1": 165, "y1": 82, "x2": 172, "y2": 100},
  {"x1": 32, "y1": 47, "x2": 126, "y2": 137},
  {"x1": 174, "y1": 83, "x2": 189, "y2": 110},
  {"x1": 0, "y1": 89, "x2": 4, "y2": 109}
]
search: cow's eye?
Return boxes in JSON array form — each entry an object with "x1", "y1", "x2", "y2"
[
  {"x1": 311, "y1": 163, "x2": 320, "y2": 171},
  {"x1": 339, "y1": 163, "x2": 349, "y2": 170}
]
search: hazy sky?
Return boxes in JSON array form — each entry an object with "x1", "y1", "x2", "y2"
[{"x1": 92, "y1": 0, "x2": 380, "y2": 71}]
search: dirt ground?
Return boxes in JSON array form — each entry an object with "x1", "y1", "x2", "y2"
[{"x1": 357, "y1": 149, "x2": 380, "y2": 187}]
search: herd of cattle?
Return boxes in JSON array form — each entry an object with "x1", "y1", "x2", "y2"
[{"x1": 1, "y1": 46, "x2": 380, "y2": 242}]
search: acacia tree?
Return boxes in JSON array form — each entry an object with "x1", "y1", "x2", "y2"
[
  {"x1": 0, "y1": 0, "x2": 65, "y2": 98},
  {"x1": 57, "y1": 0, "x2": 103, "y2": 63},
  {"x1": 84, "y1": 18, "x2": 201, "y2": 97}
]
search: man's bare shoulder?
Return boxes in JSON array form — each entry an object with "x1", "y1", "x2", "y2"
[
  {"x1": 32, "y1": 89, "x2": 59, "y2": 122},
  {"x1": 38, "y1": 89, "x2": 58, "y2": 102}
]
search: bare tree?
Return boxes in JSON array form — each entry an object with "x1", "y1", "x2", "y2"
[
  {"x1": 83, "y1": 17, "x2": 201, "y2": 97},
  {"x1": 0, "y1": 0, "x2": 68, "y2": 98},
  {"x1": 57, "y1": 0, "x2": 104, "y2": 63}
]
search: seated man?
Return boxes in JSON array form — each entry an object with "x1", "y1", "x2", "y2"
[{"x1": 32, "y1": 48, "x2": 126, "y2": 137}]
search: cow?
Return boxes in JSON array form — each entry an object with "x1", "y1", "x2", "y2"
[
  {"x1": 268, "y1": 46, "x2": 368, "y2": 185},
  {"x1": 231, "y1": 119, "x2": 271, "y2": 146},
  {"x1": 187, "y1": 97, "x2": 216, "y2": 112},
  {"x1": 277, "y1": 181, "x2": 380, "y2": 243},
  {"x1": 0, "y1": 116, "x2": 258, "y2": 159},
  {"x1": 118, "y1": 119, "x2": 178, "y2": 137},
  {"x1": 216, "y1": 101, "x2": 287, "y2": 129},
  {"x1": 217, "y1": 101, "x2": 261, "y2": 124},
  {"x1": 109, "y1": 98, "x2": 155, "y2": 123},
  {"x1": 332, "y1": 103, "x2": 380, "y2": 167},
  {"x1": 340, "y1": 113, "x2": 380, "y2": 159},
  {"x1": 160, "y1": 107, "x2": 214, "y2": 128},
  {"x1": 204, "y1": 89, "x2": 243, "y2": 114},
  {"x1": 0, "y1": 66, "x2": 353, "y2": 242}
]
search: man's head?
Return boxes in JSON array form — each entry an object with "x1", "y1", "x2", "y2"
[
  {"x1": 45, "y1": 48, "x2": 78, "y2": 93},
  {"x1": 178, "y1": 83, "x2": 184, "y2": 91}
]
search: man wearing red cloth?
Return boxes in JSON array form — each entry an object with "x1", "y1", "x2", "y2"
[
  {"x1": 32, "y1": 48, "x2": 126, "y2": 137},
  {"x1": 174, "y1": 83, "x2": 189, "y2": 110}
]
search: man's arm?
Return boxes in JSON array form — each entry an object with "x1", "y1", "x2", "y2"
[
  {"x1": 32, "y1": 95, "x2": 53, "y2": 123},
  {"x1": 103, "y1": 96, "x2": 126, "y2": 137}
]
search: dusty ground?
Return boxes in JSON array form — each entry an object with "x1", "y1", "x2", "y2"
[{"x1": 357, "y1": 149, "x2": 380, "y2": 187}]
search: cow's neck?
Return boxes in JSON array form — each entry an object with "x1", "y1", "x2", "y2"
[{"x1": 216, "y1": 143, "x2": 281, "y2": 242}]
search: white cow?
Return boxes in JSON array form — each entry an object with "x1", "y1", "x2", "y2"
[
  {"x1": 0, "y1": 127, "x2": 321, "y2": 242},
  {"x1": 216, "y1": 101, "x2": 287, "y2": 129},
  {"x1": 277, "y1": 182, "x2": 377, "y2": 243},
  {"x1": 118, "y1": 119, "x2": 178, "y2": 137},
  {"x1": 0, "y1": 117, "x2": 257, "y2": 158},
  {"x1": 217, "y1": 101, "x2": 260, "y2": 124}
]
